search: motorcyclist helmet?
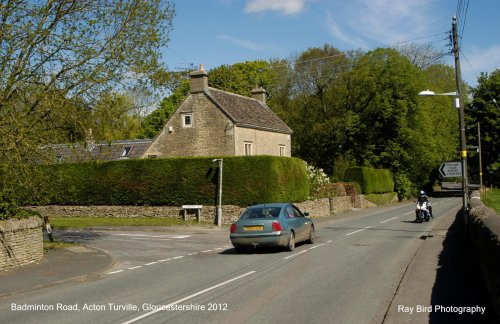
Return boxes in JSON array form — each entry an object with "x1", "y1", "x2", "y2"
[{"x1": 419, "y1": 190, "x2": 426, "y2": 197}]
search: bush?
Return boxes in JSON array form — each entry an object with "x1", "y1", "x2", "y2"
[
  {"x1": 13, "y1": 156, "x2": 309, "y2": 207},
  {"x1": 344, "y1": 166, "x2": 394, "y2": 194},
  {"x1": 0, "y1": 190, "x2": 18, "y2": 220},
  {"x1": 394, "y1": 173, "x2": 416, "y2": 201}
]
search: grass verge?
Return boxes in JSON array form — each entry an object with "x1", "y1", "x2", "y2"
[
  {"x1": 482, "y1": 188, "x2": 500, "y2": 214},
  {"x1": 49, "y1": 217, "x2": 214, "y2": 229},
  {"x1": 43, "y1": 240, "x2": 76, "y2": 253}
]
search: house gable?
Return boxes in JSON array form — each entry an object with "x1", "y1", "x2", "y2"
[{"x1": 141, "y1": 65, "x2": 293, "y2": 158}]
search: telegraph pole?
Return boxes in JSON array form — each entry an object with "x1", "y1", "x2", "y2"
[{"x1": 452, "y1": 16, "x2": 468, "y2": 225}]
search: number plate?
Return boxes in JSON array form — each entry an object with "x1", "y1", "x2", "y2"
[{"x1": 243, "y1": 225, "x2": 264, "y2": 231}]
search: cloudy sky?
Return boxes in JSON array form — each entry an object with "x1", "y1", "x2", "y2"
[{"x1": 165, "y1": 0, "x2": 499, "y2": 87}]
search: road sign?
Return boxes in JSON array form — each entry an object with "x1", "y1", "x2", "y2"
[{"x1": 439, "y1": 162, "x2": 462, "y2": 177}]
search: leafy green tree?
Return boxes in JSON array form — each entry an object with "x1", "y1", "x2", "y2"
[
  {"x1": 347, "y1": 48, "x2": 457, "y2": 189},
  {"x1": 208, "y1": 60, "x2": 279, "y2": 97},
  {"x1": 0, "y1": 0, "x2": 175, "y2": 204},
  {"x1": 466, "y1": 69, "x2": 500, "y2": 186},
  {"x1": 86, "y1": 93, "x2": 142, "y2": 141},
  {"x1": 139, "y1": 78, "x2": 190, "y2": 138}
]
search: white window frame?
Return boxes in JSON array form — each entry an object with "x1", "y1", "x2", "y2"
[
  {"x1": 121, "y1": 146, "x2": 131, "y2": 158},
  {"x1": 182, "y1": 113, "x2": 193, "y2": 128},
  {"x1": 244, "y1": 142, "x2": 253, "y2": 156}
]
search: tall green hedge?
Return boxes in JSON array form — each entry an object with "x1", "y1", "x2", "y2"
[
  {"x1": 343, "y1": 166, "x2": 394, "y2": 194},
  {"x1": 14, "y1": 156, "x2": 309, "y2": 207}
]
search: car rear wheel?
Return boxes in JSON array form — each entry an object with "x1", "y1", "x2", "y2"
[
  {"x1": 307, "y1": 226, "x2": 315, "y2": 244},
  {"x1": 286, "y1": 232, "x2": 295, "y2": 251}
]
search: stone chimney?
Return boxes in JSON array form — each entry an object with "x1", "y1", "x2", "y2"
[
  {"x1": 251, "y1": 85, "x2": 266, "y2": 104},
  {"x1": 189, "y1": 64, "x2": 208, "y2": 93}
]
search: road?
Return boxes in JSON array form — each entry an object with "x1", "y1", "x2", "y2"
[{"x1": 1, "y1": 197, "x2": 461, "y2": 323}]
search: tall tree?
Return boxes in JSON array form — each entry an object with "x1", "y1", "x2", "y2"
[
  {"x1": 466, "y1": 69, "x2": 500, "y2": 186},
  {"x1": 0, "y1": 0, "x2": 175, "y2": 196},
  {"x1": 347, "y1": 48, "x2": 457, "y2": 190}
]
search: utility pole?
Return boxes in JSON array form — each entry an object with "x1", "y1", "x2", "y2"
[
  {"x1": 478, "y1": 122, "x2": 483, "y2": 194},
  {"x1": 452, "y1": 16, "x2": 468, "y2": 226}
]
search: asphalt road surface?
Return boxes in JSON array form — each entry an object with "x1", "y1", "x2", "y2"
[{"x1": 1, "y1": 197, "x2": 461, "y2": 323}]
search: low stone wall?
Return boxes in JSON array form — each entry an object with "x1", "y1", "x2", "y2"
[
  {"x1": 0, "y1": 216, "x2": 43, "y2": 270},
  {"x1": 468, "y1": 191, "x2": 500, "y2": 322},
  {"x1": 29, "y1": 194, "x2": 376, "y2": 226}
]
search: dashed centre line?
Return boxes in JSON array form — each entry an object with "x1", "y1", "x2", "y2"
[
  {"x1": 107, "y1": 245, "x2": 228, "y2": 275},
  {"x1": 346, "y1": 226, "x2": 372, "y2": 236},
  {"x1": 380, "y1": 217, "x2": 398, "y2": 223}
]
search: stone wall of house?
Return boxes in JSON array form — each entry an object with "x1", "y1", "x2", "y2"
[
  {"x1": 0, "y1": 216, "x2": 43, "y2": 270},
  {"x1": 29, "y1": 194, "x2": 377, "y2": 226},
  {"x1": 142, "y1": 93, "x2": 234, "y2": 158},
  {"x1": 234, "y1": 126, "x2": 291, "y2": 157}
]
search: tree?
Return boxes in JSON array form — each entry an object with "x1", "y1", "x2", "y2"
[
  {"x1": 347, "y1": 48, "x2": 457, "y2": 190},
  {"x1": 86, "y1": 93, "x2": 142, "y2": 141},
  {"x1": 139, "y1": 78, "x2": 190, "y2": 138},
  {"x1": 466, "y1": 69, "x2": 500, "y2": 186},
  {"x1": 0, "y1": 0, "x2": 175, "y2": 199}
]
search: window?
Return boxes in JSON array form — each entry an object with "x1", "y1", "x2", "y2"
[
  {"x1": 279, "y1": 145, "x2": 286, "y2": 156},
  {"x1": 121, "y1": 146, "x2": 131, "y2": 158},
  {"x1": 182, "y1": 113, "x2": 193, "y2": 128},
  {"x1": 244, "y1": 142, "x2": 252, "y2": 156}
]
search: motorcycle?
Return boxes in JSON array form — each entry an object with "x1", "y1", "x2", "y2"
[{"x1": 416, "y1": 201, "x2": 431, "y2": 223}]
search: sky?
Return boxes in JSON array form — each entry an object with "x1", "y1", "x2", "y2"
[{"x1": 164, "y1": 0, "x2": 499, "y2": 88}]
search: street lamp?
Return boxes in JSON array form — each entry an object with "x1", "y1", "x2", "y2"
[
  {"x1": 212, "y1": 158, "x2": 223, "y2": 227},
  {"x1": 418, "y1": 89, "x2": 468, "y2": 224}
]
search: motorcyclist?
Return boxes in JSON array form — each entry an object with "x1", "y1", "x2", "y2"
[{"x1": 415, "y1": 190, "x2": 433, "y2": 221}]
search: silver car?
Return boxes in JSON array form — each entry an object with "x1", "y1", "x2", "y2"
[{"x1": 230, "y1": 203, "x2": 315, "y2": 252}]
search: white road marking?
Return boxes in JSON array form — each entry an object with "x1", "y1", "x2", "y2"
[
  {"x1": 201, "y1": 250, "x2": 213, "y2": 253},
  {"x1": 158, "y1": 259, "x2": 171, "y2": 262},
  {"x1": 107, "y1": 270, "x2": 124, "y2": 275},
  {"x1": 145, "y1": 262, "x2": 158, "y2": 266},
  {"x1": 111, "y1": 234, "x2": 191, "y2": 239},
  {"x1": 128, "y1": 266, "x2": 142, "y2": 270},
  {"x1": 188, "y1": 253, "x2": 198, "y2": 256},
  {"x1": 309, "y1": 243, "x2": 326, "y2": 250},
  {"x1": 283, "y1": 250, "x2": 307, "y2": 260},
  {"x1": 172, "y1": 256, "x2": 184, "y2": 260},
  {"x1": 380, "y1": 217, "x2": 398, "y2": 224},
  {"x1": 346, "y1": 226, "x2": 372, "y2": 236},
  {"x1": 122, "y1": 271, "x2": 257, "y2": 324}
]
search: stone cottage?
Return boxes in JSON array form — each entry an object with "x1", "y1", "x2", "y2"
[{"x1": 141, "y1": 65, "x2": 292, "y2": 158}]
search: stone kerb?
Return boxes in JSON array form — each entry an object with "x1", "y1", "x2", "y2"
[{"x1": 0, "y1": 216, "x2": 43, "y2": 270}]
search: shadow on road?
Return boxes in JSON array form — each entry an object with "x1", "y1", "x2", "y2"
[
  {"x1": 47, "y1": 230, "x2": 109, "y2": 244},
  {"x1": 429, "y1": 210, "x2": 495, "y2": 323}
]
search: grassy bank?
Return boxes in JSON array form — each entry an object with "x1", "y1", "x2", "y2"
[
  {"x1": 482, "y1": 188, "x2": 500, "y2": 214},
  {"x1": 49, "y1": 217, "x2": 214, "y2": 229}
]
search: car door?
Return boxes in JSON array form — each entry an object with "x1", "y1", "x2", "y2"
[{"x1": 285, "y1": 205, "x2": 305, "y2": 241}]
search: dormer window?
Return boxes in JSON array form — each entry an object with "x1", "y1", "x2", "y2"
[
  {"x1": 182, "y1": 113, "x2": 193, "y2": 128},
  {"x1": 121, "y1": 146, "x2": 131, "y2": 158}
]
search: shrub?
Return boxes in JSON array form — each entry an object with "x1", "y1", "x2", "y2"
[
  {"x1": 13, "y1": 156, "x2": 309, "y2": 207},
  {"x1": 344, "y1": 166, "x2": 394, "y2": 194}
]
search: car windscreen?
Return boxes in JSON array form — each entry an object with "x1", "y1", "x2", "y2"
[{"x1": 240, "y1": 207, "x2": 281, "y2": 219}]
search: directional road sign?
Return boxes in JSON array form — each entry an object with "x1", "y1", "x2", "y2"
[{"x1": 439, "y1": 162, "x2": 462, "y2": 177}]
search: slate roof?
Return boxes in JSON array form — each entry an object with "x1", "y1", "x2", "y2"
[
  {"x1": 51, "y1": 139, "x2": 153, "y2": 163},
  {"x1": 205, "y1": 87, "x2": 292, "y2": 134}
]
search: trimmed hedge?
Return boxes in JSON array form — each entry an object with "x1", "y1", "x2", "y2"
[
  {"x1": 343, "y1": 166, "x2": 394, "y2": 194},
  {"x1": 14, "y1": 156, "x2": 309, "y2": 207}
]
